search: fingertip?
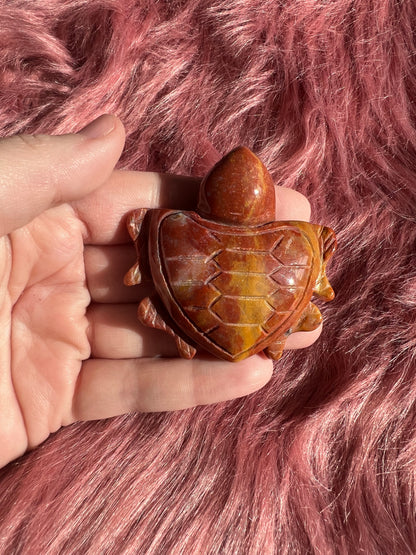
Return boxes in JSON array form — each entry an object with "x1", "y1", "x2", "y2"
[
  {"x1": 78, "y1": 113, "x2": 125, "y2": 137},
  {"x1": 235, "y1": 355, "x2": 274, "y2": 395},
  {"x1": 284, "y1": 324, "x2": 323, "y2": 349},
  {"x1": 105, "y1": 115, "x2": 126, "y2": 150},
  {"x1": 105, "y1": 115, "x2": 126, "y2": 155},
  {"x1": 75, "y1": 114, "x2": 126, "y2": 162},
  {"x1": 196, "y1": 355, "x2": 273, "y2": 406},
  {"x1": 62, "y1": 115, "x2": 126, "y2": 201},
  {"x1": 275, "y1": 186, "x2": 311, "y2": 222},
  {"x1": 78, "y1": 114, "x2": 116, "y2": 139}
]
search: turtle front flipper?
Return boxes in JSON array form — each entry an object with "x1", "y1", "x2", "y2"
[
  {"x1": 138, "y1": 296, "x2": 197, "y2": 359},
  {"x1": 124, "y1": 209, "x2": 150, "y2": 286}
]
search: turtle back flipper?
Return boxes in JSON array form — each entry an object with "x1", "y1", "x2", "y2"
[
  {"x1": 313, "y1": 225, "x2": 337, "y2": 301},
  {"x1": 293, "y1": 302, "x2": 322, "y2": 332},
  {"x1": 124, "y1": 209, "x2": 151, "y2": 286},
  {"x1": 138, "y1": 296, "x2": 197, "y2": 359},
  {"x1": 265, "y1": 340, "x2": 285, "y2": 361},
  {"x1": 265, "y1": 302, "x2": 322, "y2": 360}
]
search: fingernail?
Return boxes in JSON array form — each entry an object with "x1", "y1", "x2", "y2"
[{"x1": 78, "y1": 114, "x2": 116, "y2": 139}]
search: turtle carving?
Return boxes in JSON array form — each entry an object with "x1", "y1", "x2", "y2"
[{"x1": 124, "y1": 147, "x2": 337, "y2": 362}]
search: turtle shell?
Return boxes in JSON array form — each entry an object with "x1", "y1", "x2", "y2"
[{"x1": 148, "y1": 209, "x2": 322, "y2": 362}]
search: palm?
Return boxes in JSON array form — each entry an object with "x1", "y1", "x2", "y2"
[{"x1": 6, "y1": 204, "x2": 90, "y2": 451}]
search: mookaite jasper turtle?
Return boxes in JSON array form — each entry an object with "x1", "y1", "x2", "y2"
[{"x1": 124, "y1": 147, "x2": 337, "y2": 362}]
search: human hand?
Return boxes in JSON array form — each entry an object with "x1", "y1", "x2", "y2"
[{"x1": 0, "y1": 115, "x2": 320, "y2": 467}]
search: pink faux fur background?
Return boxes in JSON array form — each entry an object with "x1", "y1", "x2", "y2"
[{"x1": 1, "y1": 1, "x2": 416, "y2": 553}]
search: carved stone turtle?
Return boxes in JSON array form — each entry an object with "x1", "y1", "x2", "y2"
[{"x1": 124, "y1": 147, "x2": 337, "y2": 362}]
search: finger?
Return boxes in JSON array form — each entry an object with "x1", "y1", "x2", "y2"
[
  {"x1": 69, "y1": 355, "x2": 273, "y2": 421},
  {"x1": 88, "y1": 303, "x2": 322, "y2": 360},
  {"x1": 87, "y1": 303, "x2": 178, "y2": 358},
  {"x1": 0, "y1": 115, "x2": 125, "y2": 235},
  {"x1": 73, "y1": 171, "x2": 200, "y2": 245}
]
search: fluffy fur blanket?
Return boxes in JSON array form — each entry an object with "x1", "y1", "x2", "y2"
[{"x1": 0, "y1": 1, "x2": 415, "y2": 553}]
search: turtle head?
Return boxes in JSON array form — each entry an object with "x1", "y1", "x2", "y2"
[{"x1": 197, "y1": 146, "x2": 275, "y2": 226}]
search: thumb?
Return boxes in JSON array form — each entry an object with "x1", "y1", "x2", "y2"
[{"x1": 0, "y1": 114, "x2": 125, "y2": 235}]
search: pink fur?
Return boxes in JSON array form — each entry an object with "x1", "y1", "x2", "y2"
[{"x1": 0, "y1": 0, "x2": 415, "y2": 553}]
